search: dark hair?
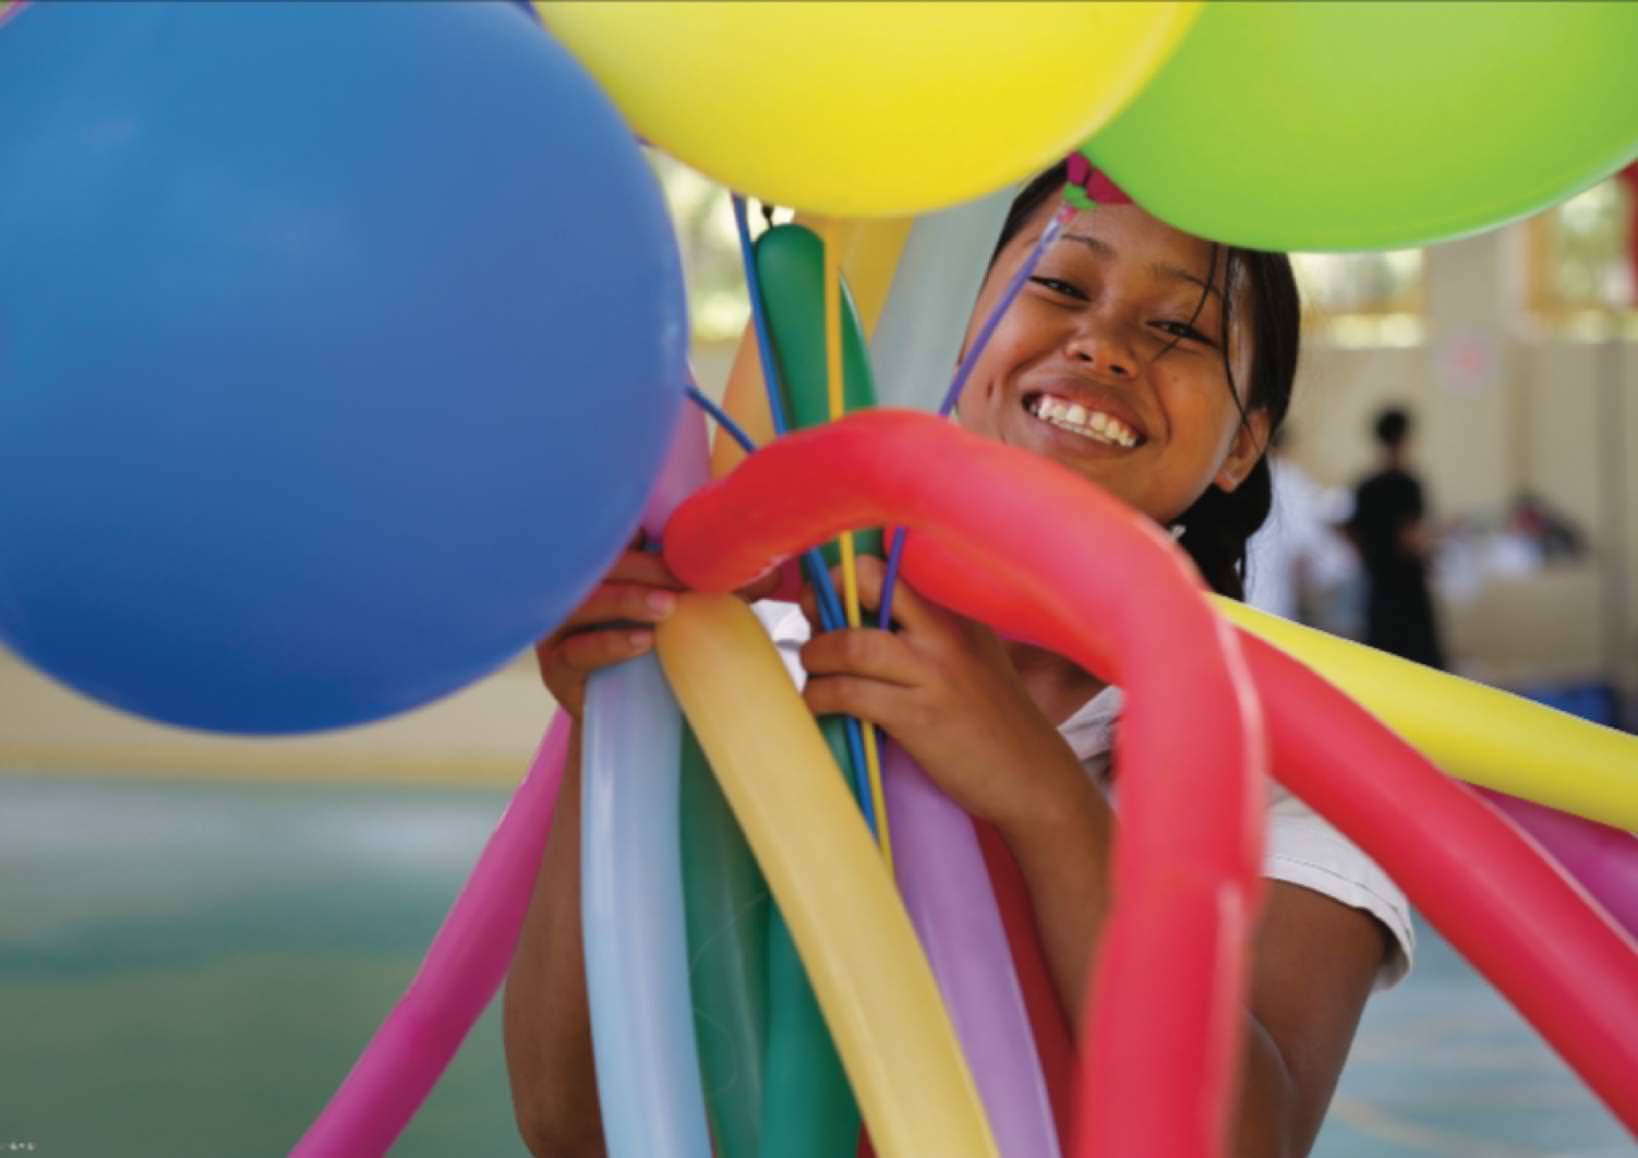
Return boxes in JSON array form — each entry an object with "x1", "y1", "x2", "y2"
[
  {"x1": 1374, "y1": 406, "x2": 1411, "y2": 448},
  {"x1": 994, "y1": 163, "x2": 1300, "y2": 600}
]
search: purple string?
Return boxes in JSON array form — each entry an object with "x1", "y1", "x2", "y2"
[{"x1": 878, "y1": 204, "x2": 1074, "y2": 629}]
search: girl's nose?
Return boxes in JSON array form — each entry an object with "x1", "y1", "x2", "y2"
[{"x1": 1064, "y1": 329, "x2": 1135, "y2": 378}]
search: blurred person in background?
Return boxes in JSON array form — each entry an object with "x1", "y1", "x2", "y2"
[{"x1": 1351, "y1": 406, "x2": 1445, "y2": 669}]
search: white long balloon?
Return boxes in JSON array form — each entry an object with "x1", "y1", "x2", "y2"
[{"x1": 869, "y1": 187, "x2": 1015, "y2": 412}]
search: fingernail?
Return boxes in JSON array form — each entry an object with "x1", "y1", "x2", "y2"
[{"x1": 647, "y1": 590, "x2": 676, "y2": 617}]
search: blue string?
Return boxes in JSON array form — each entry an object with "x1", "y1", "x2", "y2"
[
  {"x1": 685, "y1": 383, "x2": 755, "y2": 455},
  {"x1": 682, "y1": 384, "x2": 848, "y2": 627},
  {"x1": 732, "y1": 194, "x2": 793, "y2": 438},
  {"x1": 680, "y1": 385, "x2": 850, "y2": 666},
  {"x1": 877, "y1": 206, "x2": 1072, "y2": 630},
  {"x1": 732, "y1": 195, "x2": 877, "y2": 833}
]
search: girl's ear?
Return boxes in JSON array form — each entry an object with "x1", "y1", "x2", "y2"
[{"x1": 1214, "y1": 409, "x2": 1272, "y2": 493}]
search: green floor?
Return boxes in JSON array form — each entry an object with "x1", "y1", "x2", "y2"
[{"x1": 0, "y1": 775, "x2": 1627, "y2": 1156}]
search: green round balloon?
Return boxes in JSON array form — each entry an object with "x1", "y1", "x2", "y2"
[{"x1": 1085, "y1": 1, "x2": 1638, "y2": 250}]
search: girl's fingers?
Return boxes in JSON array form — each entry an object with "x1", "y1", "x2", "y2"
[
  {"x1": 829, "y1": 555, "x2": 944, "y2": 635},
  {"x1": 553, "y1": 625, "x2": 655, "y2": 674},
  {"x1": 800, "y1": 626, "x2": 921, "y2": 687},
  {"x1": 798, "y1": 587, "x2": 824, "y2": 633},
  {"x1": 605, "y1": 549, "x2": 686, "y2": 589},
  {"x1": 553, "y1": 582, "x2": 677, "y2": 633},
  {"x1": 802, "y1": 673, "x2": 913, "y2": 729}
]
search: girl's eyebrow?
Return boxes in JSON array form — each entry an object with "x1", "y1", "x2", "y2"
[{"x1": 1061, "y1": 231, "x2": 1222, "y2": 303}]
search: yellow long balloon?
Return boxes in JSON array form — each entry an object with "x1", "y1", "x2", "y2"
[
  {"x1": 838, "y1": 215, "x2": 914, "y2": 335},
  {"x1": 1217, "y1": 598, "x2": 1638, "y2": 832},
  {"x1": 656, "y1": 594, "x2": 998, "y2": 1158}
]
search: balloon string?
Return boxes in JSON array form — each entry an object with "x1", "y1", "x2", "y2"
[
  {"x1": 683, "y1": 382, "x2": 849, "y2": 630},
  {"x1": 879, "y1": 202, "x2": 1076, "y2": 633},
  {"x1": 822, "y1": 219, "x2": 895, "y2": 874},
  {"x1": 686, "y1": 382, "x2": 756, "y2": 455},
  {"x1": 733, "y1": 194, "x2": 878, "y2": 835}
]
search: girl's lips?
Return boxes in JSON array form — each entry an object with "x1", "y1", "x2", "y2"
[
  {"x1": 1019, "y1": 378, "x2": 1151, "y2": 446},
  {"x1": 1021, "y1": 389, "x2": 1149, "y2": 450},
  {"x1": 1018, "y1": 396, "x2": 1140, "y2": 459},
  {"x1": 1027, "y1": 393, "x2": 1140, "y2": 447}
]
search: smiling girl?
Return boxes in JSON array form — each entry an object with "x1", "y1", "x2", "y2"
[{"x1": 506, "y1": 162, "x2": 1413, "y2": 1158}]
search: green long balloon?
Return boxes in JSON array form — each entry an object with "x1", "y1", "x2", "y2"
[
  {"x1": 757, "y1": 224, "x2": 884, "y2": 562},
  {"x1": 751, "y1": 221, "x2": 880, "y2": 1157},
  {"x1": 1085, "y1": 1, "x2": 1638, "y2": 250},
  {"x1": 680, "y1": 726, "x2": 770, "y2": 1158}
]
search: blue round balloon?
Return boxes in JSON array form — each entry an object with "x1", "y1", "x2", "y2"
[{"x1": 0, "y1": 1, "x2": 686, "y2": 732}]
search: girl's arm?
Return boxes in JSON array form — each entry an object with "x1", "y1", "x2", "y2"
[
  {"x1": 502, "y1": 725, "x2": 607, "y2": 1158},
  {"x1": 997, "y1": 782, "x2": 1383, "y2": 1156},
  {"x1": 801, "y1": 558, "x2": 1387, "y2": 1158}
]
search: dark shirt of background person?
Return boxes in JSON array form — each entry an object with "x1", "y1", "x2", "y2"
[{"x1": 1351, "y1": 407, "x2": 1445, "y2": 670}]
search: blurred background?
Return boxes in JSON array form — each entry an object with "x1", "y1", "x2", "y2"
[{"x1": 2, "y1": 160, "x2": 1633, "y2": 1156}]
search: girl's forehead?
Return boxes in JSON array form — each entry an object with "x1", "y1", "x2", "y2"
[{"x1": 1057, "y1": 203, "x2": 1220, "y2": 275}]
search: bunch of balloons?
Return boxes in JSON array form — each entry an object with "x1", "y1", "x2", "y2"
[{"x1": 2, "y1": 4, "x2": 1637, "y2": 1158}]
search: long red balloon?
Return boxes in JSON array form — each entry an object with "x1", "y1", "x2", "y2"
[
  {"x1": 666, "y1": 410, "x2": 1266, "y2": 1158},
  {"x1": 897, "y1": 529, "x2": 1638, "y2": 1138}
]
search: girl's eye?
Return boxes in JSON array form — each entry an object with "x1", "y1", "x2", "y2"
[
  {"x1": 1028, "y1": 276, "x2": 1086, "y2": 301},
  {"x1": 1154, "y1": 319, "x2": 1216, "y2": 346}
]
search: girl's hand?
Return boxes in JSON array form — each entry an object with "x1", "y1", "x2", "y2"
[
  {"x1": 536, "y1": 532, "x2": 776, "y2": 719},
  {"x1": 798, "y1": 555, "x2": 1084, "y2": 830}
]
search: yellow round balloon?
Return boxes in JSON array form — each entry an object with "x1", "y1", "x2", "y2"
[{"x1": 537, "y1": 1, "x2": 1201, "y2": 217}]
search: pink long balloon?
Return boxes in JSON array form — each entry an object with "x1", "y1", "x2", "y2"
[
  {"x1": 883, "y1": 739, "x2": 1061, "y2": 1158},
  {"x1": 294, "y1": 713, "x2": 572, "y2": 1157},
  {"x1": 666, "y1": 410, "x2": 1266, "y2": 1158},
  {"x1": 893, "y1": 527, "x2": 1638, "y2": 1138},
  {"x1": 1477, "y1": 788, "x2": 1638, "y2": 940}
]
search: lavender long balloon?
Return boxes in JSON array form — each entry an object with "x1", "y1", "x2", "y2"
[
  {"x1": 1479, "y1": 787, "x2": 1638, "y2": 939},
  {"x1": 294, "y1": 713, "x2": 572, "y2": 1157},
  {"x1": 883, "y1": 739, "x2": 1061, "y2": 1158}
]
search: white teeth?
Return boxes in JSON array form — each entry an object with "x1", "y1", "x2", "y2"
[{"x1": 1030, "y1": 394, "x2": 1139, "y2": 449}]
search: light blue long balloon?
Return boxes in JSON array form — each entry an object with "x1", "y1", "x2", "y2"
[
  {"x1": 869, "y1": 188, "x2": 1015, "y2": 412},
  {"x1": 582, "y1": 654, "x2": 711, "y2": 1158}
]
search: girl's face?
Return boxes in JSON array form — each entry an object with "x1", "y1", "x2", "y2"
[{"x1": 956, "y1": 197, "x2": 1269, "y2": 527}]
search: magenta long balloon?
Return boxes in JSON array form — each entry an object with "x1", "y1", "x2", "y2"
[
  {"x1": 1478, "y1": 787, "x2": 1638, "y2": 940},
  {"x1": 883, "y1": 740, "x2": 1061, "y2": 1158},
  {"x1": 293, "y1": 714, "x2": 572, "y2": 1157}
]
